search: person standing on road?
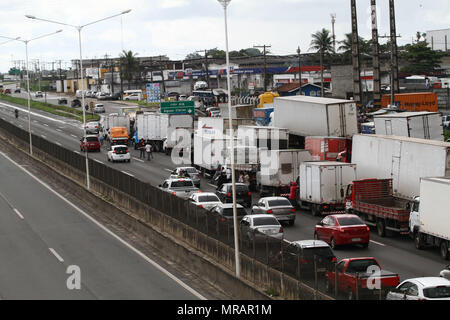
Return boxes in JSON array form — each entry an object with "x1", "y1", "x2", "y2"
[
  {"x1": 288, "y1": 182, "x2": 299, "y2": 208},
  {"x1": 99, "y1": 134, "x2": 104, "y2": 147},
  {"x1": 139, "y1": 139, "x2": 145, "y2": 159},
  {"x1": 145, "y1": 142, "x2": 152, "y2": 161}
]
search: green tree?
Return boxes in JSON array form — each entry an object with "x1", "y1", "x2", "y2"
[
  {"x1": 119, "y1": 50, "x2": 140, "y2": 90},
  {"x1": 338, "y1": 33, "x2": 371, "y2": 64},
  {"x1": 310, "y1": 28, "x2": 334, "y2": 97},
  {"x1": 400, "y1": 42, "x2": 445, "y2": 74},
  {"x1": 185, "y1": 52, "x2": 202, "y2": 60}
]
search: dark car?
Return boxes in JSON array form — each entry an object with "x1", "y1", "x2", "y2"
[
  {"x1": 14, "y1": 88, "x2": 21, "y2": 93},
  {"x1": 216, "y1": 183, "x2": 252, "y2": 208},
  {"x1": 58, "y1": 97, "x2": 68, "y2": 104},
  {"x1": 80, "y1": 135, "x2": 101, "y2": 152},
  {"x1": 110, "y1": 92, "x2": 122, "y2": 101},
  {"x1": 209, "y1": 203, "x2": 247, "y2": 222},
  {"x1": 71, "y1": 99, "x2": 81, "y2": 108},
  {"x1": 283, "y1": 240, "x2": 337, "y2": 278}
]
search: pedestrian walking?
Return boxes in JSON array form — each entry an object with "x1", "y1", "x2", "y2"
[
  {"x1": 288, "y1": 182, "x2": 299, "y2": 208},
  {"x1": 139, "y1": 139, "x2": 145, "y2": 159},
  {"x1": 99, "y1": 134, "x2": 104, "y2": 146},
  {"x1": 145, "y1": 143, "x2": 152, "y2": 161},
  {"x1": 238, "y1": 172, "x2": 244, "y2": 183}
]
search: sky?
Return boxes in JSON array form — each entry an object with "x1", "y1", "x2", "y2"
[{"x1": 0, "y1": 0, "x2": 448, "y2": 73}]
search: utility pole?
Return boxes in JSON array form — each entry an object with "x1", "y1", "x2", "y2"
[
  {"x1": 196, "y1": 49, "x2": 211, "y2": 89},
  {"x1": 297, "y1": 46, "x2": 303, "y2": 95},
  {"x1": 331, "y1": 13, "x2": 337, "y2": 53},
  {"x1": 389, "y1": 0, "x2": 400, "y2": 98},
  {"x1": 350, "y1": 0, "x2": 363, "y2": 107},
  {"x1": 371, "y1": 0, "x2": 382, "y2": 109},
  {"x1": 159, "y1": 55, "x2": 166, "y2": 96},
  {"x1": 254, "y1": 44, "x2": 271, "y2": 92}
]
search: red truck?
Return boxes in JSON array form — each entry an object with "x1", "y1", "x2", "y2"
[
  {"x1": 325, "y1": 257, "x2": 400, "y2": 300},
  {"x1": 345, "y1": 179, "x2": 410, "y2": 237}
]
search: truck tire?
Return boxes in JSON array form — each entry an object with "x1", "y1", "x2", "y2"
[
  {"x1": 377, "y1": 220, "x2": 386, "y2": 237},
  {"x1": 440, "y1": 241, "x2": 450, "y2": 260}
]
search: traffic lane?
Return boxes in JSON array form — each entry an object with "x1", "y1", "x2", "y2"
[
  {"x1": 284, "y1": 210, "x2": 446, "y2": 281},
  {"x1": 0, "y1": 152, "x2": 200, "y2": 300}
]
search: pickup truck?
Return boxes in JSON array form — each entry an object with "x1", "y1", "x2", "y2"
[
  {"x1": 158, "y1": 178, "x2": 200, "y2": 200},
  {"x1": 325, "y1": 257, "x2": 400, "y2": 300}
]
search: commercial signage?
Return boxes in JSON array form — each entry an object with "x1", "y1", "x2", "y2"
[{"x1": 146, "y1": 83, "x2": 161, "y2": 103}]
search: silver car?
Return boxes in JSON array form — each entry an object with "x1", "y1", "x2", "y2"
[
  {"x1": 251, "y1": 197, "x2": 296, "y2": 226},
  {"x1": 170, "y1": 167, "x2": 201, "y2": 188},
  {"x1": 240, "y1": 214, "x2": 284, "y2": 243},
  {"x1": 94, "y1": 104, "x2": 105, "y2": 113},
  {"x1": 387, "y1": 277, "x2": 450, "y2": 300},
  {"x1": 188, "y1": 192, "x2": 222, "y2": 210}
]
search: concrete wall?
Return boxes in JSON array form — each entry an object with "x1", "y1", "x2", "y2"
[{"x1": 0, "y1": 125, "x2": 333, "y2": 301}]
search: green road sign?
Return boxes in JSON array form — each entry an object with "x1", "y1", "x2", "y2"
[{"x1": 161, "y1": 101, "x2": 195, "y2": 114}]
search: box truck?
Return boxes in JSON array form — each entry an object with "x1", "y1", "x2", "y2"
[
  {"x1": 193, "y1": 133, "x2": 235, "y2": 173},
  {"x1": 381, "y1": 92, "x2": 438, "y2": 112},
  {"x1": 352, "y1": 135, "x2": 450, "y2": 201},
  {"x1": 374, "y1": 112, "x2": 444, "y2": 141},
  {"x1": 305, "y1": 136, "x2": 352, "y2": 162},
  {"x1": 237, "y1": 125, "x2": 289, "y2": 150},
  {"x1": 218, "y1": 104, "x2": 254, "y2": 119},
  {"x1": 257, "y1": 150, "x2": 313, "y2": 197},
  {"x1": 101, "y1": 114, "x2": 130, "y2": 135},
  {"x1": 273, "y1": 96, "x2": 358, "y2": 149},
  {"x1": 253, "y1": 107, "x2": 274, "y2": 126},
  {"x1": 409, "y1": 177, "x2": 450, "y2": 260},
  {"x1": 298, "y1": 162, "x2": 357, "y2": 216},
  {"x1": 163, "y1": 114, "x2": 194, "y2": 155},
  {"x1": 135, "y1": 113, "x2": 168, "y2": 151}
]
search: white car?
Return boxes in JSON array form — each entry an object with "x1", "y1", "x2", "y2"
[
  {"x1": 443, "y1": 115, "x2": 450, "y2": 129},
  {"x1": 107, "y1": 145, "x2": 131, "y2": 163},
  {"x1": 85, "y1": 121, "x2": 100, "y2": 134},
  {"x1": 124, "y1": 93, "x2": 140, "y2": 101},
  {"x1": 35, "y1": 91, "x2": 43, "y2": 98},
  {"x1": 93, "y1": 104, "x2": 105, "y2": 113},
  {"x1": 386, "y1": 277, "x2": 450, "y2": 300},
  {"x1": 188, "y1": 192, "x2": 222, "y2": 210}
]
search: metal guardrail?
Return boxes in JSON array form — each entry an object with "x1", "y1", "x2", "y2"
[{"x1": 0, "y1": 116, "x2": 388, "y2": 300}]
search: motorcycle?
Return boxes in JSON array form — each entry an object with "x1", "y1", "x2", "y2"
[{"x1": 14, "y1": 109, "x2": 19, "y2": 119}]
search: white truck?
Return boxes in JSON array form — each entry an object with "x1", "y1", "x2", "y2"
[
  {"x1": 135, "y1": 113, "x2": 168, "y2": 151},
  {"x1": 257, "y1": 149, "x2": 313, "y2": 197},
  {"x1": 193, "y1": 133, "x2": 235, "y2": 173},
  {"x1": 100, "y1": 115, "x2": 130, "y2": 136},
  {"x1": 409, "y1": 177, "x2": 450, "y2": 260},
  {"x1": 163, "y1": 114, "x2": 194, "y2": 156},
  {"x1": 352, "y1": 134, "x2": 450, "y2": 201},
  {"x1": 298, "y1": 162, "x2": 357, "y2": 216},
  {"x1": 374, "y1": 112, "x2": 444, "y2": 141},
  {"x1": 237, "y1": 125, "x2": 289, "y2": 150},
  {"x1": 273, "y1": 96, "x2": 358, "y2": 149}
]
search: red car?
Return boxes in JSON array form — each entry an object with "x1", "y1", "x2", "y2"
[
  {"x1": 80, "y1": 135, "x2": 101, "y2": 152},
  {"x1": 4, "y1": 88, "x2": 11, "y2": 94},
  {"x1": 314, "y1": 214, "x2": 370, "y2": 249}
]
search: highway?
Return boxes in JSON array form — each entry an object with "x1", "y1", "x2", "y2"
[
  {"x1": 0, "y1": 86, "x2": 447, "y2": 285},
  {"x1": 0, "y1": 147, "x2": 203, "y2": 299}
]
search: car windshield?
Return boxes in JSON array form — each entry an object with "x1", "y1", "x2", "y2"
[
  {"x1": 171, "y1": 180, "x2": 194, "y2": 188},
  {"x1": 338, "y1": 216, "x2": 365, "y2": 226},
  {"x1": 235, "y1": 185, "x2": 249, "y2": 192},
  {"x1": 183, "y1": 168, "x2": 197, "y2": 174},
  {"x1": 303, "y1": 247, "x2": 334, "y2": 260},
  {"x1": 198, "y1": 195, "x2": 220, "y2": 203},
  {"x1": 268, "y1": 199, "x2": 292, "y2": 207},
  {"x1": 423, "y1": 286, "x2": 450, "y2": 299},
  {"x1": 114, "y1": 147, "x2": 128, "y2": 154},
  {"x1": 253, "y1": 217, "x2": 279, "y2": 226},
  {"x1": 222, "y1": 208, "x2": 247, "y2": 217},
  {"x1": 86, "y1": 137, "x2": 98, "y2": 142},
  {"x1": 346, "y1": 259, "x2": 378, "y2": 273}
]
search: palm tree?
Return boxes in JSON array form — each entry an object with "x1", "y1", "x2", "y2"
[
  {"x1": 310, "y1": 28, "x2": 334, "y2": 97},
  {"x1": 119, "y1": 50, "x2": 140, "y2": 90},
  {"x1": 338, "y1": 33, "x2": 371, "y2": 64}
]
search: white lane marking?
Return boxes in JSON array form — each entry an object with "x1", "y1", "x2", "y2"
[
  {"x1": 56, "y1": 129, "x2": 62, "y2": 132},
  {"x1": 370, "y1": 240, "x2": 386, "y2": 247},
  {"x1": 133, "y1": 157, "x2": 144, "y2": 163},
  {"x1": 71, "y1": 134, "x2": 78, "y2": 139},
  {"x1": 43, "y1": 124, "x2": 49, "y2": 127},
  {"x1": 0, "y1": 102, "x2": 66, "y2": 124},
  {"x1": 55, "y1": 142, "x2": 62, "y2": 146},
  {"x1": 41, "y1": 135, "x2": 47, "y2": 139},
  {"x1": 208, "y1": 184, "x2": 217, "y2": 188},
  {"x1": 74, "y1": 151, "x2": 81, "y2": 154},
  {"x1": 122, "y1": 171, "x2": 135, "y2": 177},
  {"x1": 94, "y1": 159, "x2": 104, "y2": 164},
  {"x1": 0, "y1": 151, "x2": 206, "y2": 301},
  {"x1": 165, "y1": 169, "x2": 173, "y2": 173},
  {"x1": 49, "y1": 248, "x2": 65, "y2": 263},
  {"x1": 18, "y1": 124, "x2": 23, "y2": 128},
  {"x1": 13, "y1": 208, "x2": 24, "y2": 220}
]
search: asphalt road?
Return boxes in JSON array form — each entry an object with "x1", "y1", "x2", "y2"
[
  {"x1": 0, "y1": 85, "x2": 447, "y2": 284},
  {"x1": 0, "y1": 150, "x2": 202, "y2": 300}
]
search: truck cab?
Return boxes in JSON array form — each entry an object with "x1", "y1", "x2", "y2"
[{"x1": 408, "y1": 196, "x2": 420, "y2": 238}]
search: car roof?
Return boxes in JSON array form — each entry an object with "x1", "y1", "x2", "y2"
[
  {"x1": 216, "y1": 203, "x2": 244, "y2": 209},
  {"x1": 247, "y1": 214, "x2": 278, "y2": 219},
  {"x1": 223, "y1": 183, "x2": 247, "y2": 187},
  {"x1": 407, "y1": 277, "x2": 450, "y2": 288},
  {"x1": 85, "y1": 135, "x2": 99, "y2": 138},
  {"x1": 167, "y1": 178, "x2": 194, "y2": 182},
  {"x1": 192, "y1": 192, "x2": 217, "y2": 197},
  {"x1": 292, "y1": 240, "x2": 331, "y2": 248},
  {"x1": 261, "y1": 197, "x2": 291, "y2": 201}
]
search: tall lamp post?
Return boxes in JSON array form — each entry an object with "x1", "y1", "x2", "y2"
[
  {"x1": 297, "y1": 46, "x2": 302, "y2": 96},
  {"x1": 1, "y1": 30, "x2": 63, "y2": 156},
  {"x1": 26, "y1": 10, "x2": 132, "y2": 190},
  {"x1": 217, "y1": 0, "x2": 240, "y2": 279}
]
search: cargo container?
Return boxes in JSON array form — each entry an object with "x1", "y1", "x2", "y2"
[
  {"x1": 164, "y1": 114, "x2": 194, "y2": 155},
  {"x1": 135, "y1": 113, "x2": 168, "y2": 151},
  {"x1": 253, "y1": 107, "x2": 274, "y2": 126},
  {"x1": 381, "y1": 92, "x2": 438, "y2": 112},
  {"x1": 352, "y1": 134, "x2": 450, "y2": 201},
  {"x1": 305, "y1": 136, "x2": 351, "y2": 161},
  {"x1": 218, "y1": 104, "x2": 254, "y2": 119},
  {"x1": 193, "y1": 133, "x2": 235, "y2": 173},
  {"x1": 237, "y1": 125, "x2": 289, "y2": 150},
  {"x1": 197, "y1": 117, "x2": 253, "y2": 136},
  {"x1": 374, "y1": 112, "x2": 443, "y2": 141},
  {"x1": 298, "y1": 162, "x2": 357, "y2": 216},
  {"x1": 273, "y1": 96, "x2": 359, "y2": 139},
  {"x1": 258, "y1": 149, "x2": 313, "y2": 196},
  {"x1": 346, "y1": 179, "x2": 410, "y2": 237},
  {"x1": 223, "y1": 145, "x2": 259, "y2": 173},
  {"x1": 100, "y1": 115, "x2": 130, "y2": 135},
  {"x1": 409, "y1": 177, "x2": 450, "y2": 260},
  {"x1": 109, "y1": 127, "x2": 129, "y2": 146}
]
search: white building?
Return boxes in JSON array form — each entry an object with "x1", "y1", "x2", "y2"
[{"x1": 427, "y1": 28, "x2": 450, "y2": 51}]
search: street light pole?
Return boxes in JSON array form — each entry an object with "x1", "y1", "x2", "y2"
[
  {"x1": 297, "y1": 46, "x2": 302, "y2": 95},
  {"x1": 26, "y1": 10, "x2": 132, "y2": 190},
  {"x1": 218, "y1": 0, "x2": 240, "y2": 279}
]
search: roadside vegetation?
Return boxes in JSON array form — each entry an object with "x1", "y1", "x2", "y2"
[
  {"x1": 0, "y1": 94, "x2": 100, "y2": 122},
  {"x1": 445, "y1": 129, "x2": 450, "y2": 141}
]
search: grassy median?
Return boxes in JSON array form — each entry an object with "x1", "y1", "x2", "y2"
[
  {"x1": 446, "y1": 129, "x2": 450, "y2": 141},
  {"x1": 0, "y1": 94, "x2": 99, "y2": 122}
]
